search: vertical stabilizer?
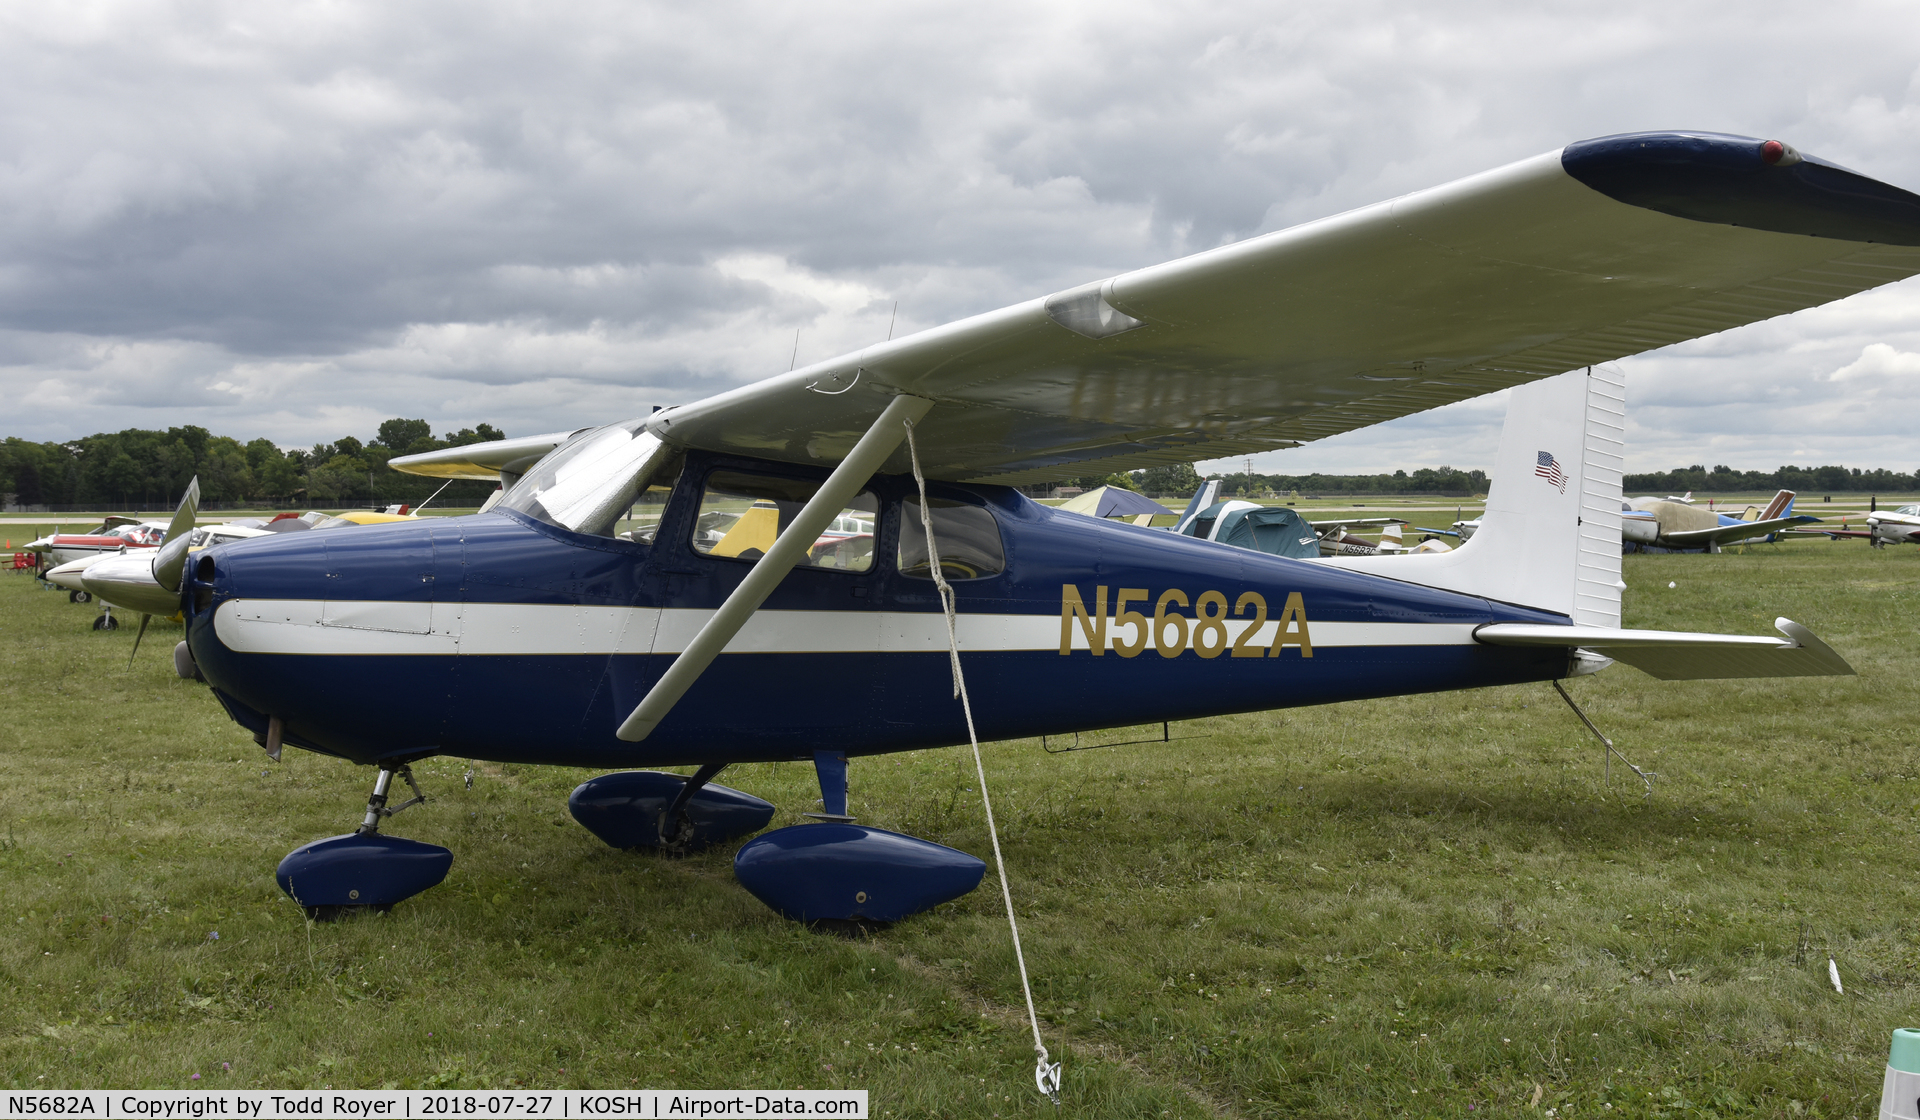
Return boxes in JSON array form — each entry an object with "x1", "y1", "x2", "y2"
[
  {"x1": 1310, "y1": 366, "x2": 1624, "y2": 625},
  {"x1": 1173, "y1": 478, "x2": 1222, "y2": 534}
]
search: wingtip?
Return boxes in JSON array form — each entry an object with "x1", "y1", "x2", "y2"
[{"x1": 1774, "y1": 617, "x2": 1857, "y2": 676}]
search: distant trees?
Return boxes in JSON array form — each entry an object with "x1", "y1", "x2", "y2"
[
  {"x1": 1129, "y1": 463, "x2": 1489, "y2": 497},
  {"x1": 1621, "y1": 464, "x2": 1918, "y2": 494},
  {"x1": 1131, "y1": 463, "x2": 1202, "y2": 497},
  {"x1": 0, "y1": 419, "x2": 509, "y2": 509}
]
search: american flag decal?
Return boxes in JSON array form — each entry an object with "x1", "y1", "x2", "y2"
[{"x1": 1535, "y1": 450, "x2": 1567, "y2": 493}]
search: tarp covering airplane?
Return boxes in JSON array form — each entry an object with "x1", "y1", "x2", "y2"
[
  {"x1": 1206, "y1": 504, "x2": 1321, "y2": 559},
  {"x1": 1057, "y1": 486, "x2": 1170, "y2": 519}
]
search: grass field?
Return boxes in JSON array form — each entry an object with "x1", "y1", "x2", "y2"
[{"x1": 4, "y1": 530, "x2": 1920, "y2": 1117}]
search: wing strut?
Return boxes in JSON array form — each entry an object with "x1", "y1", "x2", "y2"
[{"x1": 615, "y1": 394, "x2": 935, "y2": 742}]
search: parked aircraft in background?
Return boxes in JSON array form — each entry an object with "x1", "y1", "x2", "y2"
[
  {"x1": 1623, "y1": 490, "x2": 1817, "y2": 551},
  {"x1": 1453, "y1": 491, "x2": 1813, "y2": 552},
  {"x1": 1169, "y1": 479, "x2": 1222, "y2": 534},
  {"x1": 1057, "y1": 485, "x2": 1170, "y2": 525},
  {"x1": 1791, "y1": 503, "x2": 1920, "y2": 548},
  {"x1": 46, "y1": 522, "x2": 274, "y2": 630},
  {"x1": 44, "y1": 523, "x2": 271, "y2": 595},
  {"x1": 1178, "y1": 499, "x2": 1409, "y2": 556},
  {"x1": 25, "y1": 518, "x2": 169, "y2": 571},
  {"x1": 389, "y1": 431, "x2": 578, "y2": 512},
  {"x1": 75, "y1": 127, "x2": 1918, "y2": 1038}
]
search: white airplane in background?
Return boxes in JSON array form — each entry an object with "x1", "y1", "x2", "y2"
[
  {"x1": 1795, "y1": 502, "x2": 1920, "y2": 548},
  {"x1": 45, "y1": 522, "x2": 275, "y2": 630},
  {"x1": 25, "y1": 517, "x2": 170, "y2": 569}
]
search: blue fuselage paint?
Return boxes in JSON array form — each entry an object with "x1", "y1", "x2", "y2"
[{"x1": 186, "y1": 451, "x2": 1574, "y2": 767}]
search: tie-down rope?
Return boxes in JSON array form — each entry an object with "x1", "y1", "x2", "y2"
[{"x1": 902, "y1": 417, "x2": 1061, "y2": 1105}]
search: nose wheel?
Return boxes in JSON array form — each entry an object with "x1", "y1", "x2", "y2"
[{"x1": 276, "y1": 762, "x2": 452, "y2": 921}]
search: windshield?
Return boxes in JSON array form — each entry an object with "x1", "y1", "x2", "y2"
[
  {"x1": 107, "y1": 525, "x2": 164, "y2": 545},
  {"x1": 498, "y1": 420, "x2": 678, "y2": 538}
]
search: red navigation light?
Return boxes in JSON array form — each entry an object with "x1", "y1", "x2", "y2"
[{"x1": 1761, "y1": 140, "x2": 1786, "y2": 164}]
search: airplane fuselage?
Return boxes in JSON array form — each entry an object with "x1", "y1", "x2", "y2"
[{"x1": 186, "y1": 451, "x2": 1578, "y2": 769}]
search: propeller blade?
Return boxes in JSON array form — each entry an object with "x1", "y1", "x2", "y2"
[
  {"x1": 128, "y1": 613, "x2": 151, "y2": 668},
  {"x1": 150, "y1": 476, "x2": 201, "y2": 593}
]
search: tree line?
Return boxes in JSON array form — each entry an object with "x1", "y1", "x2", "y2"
[
  {"x1": 0, "y1": 419, "x2": 507, "y2": 509},
  {"x1": 1619, "y1": 464, "x2": 1920, "y2": 495},
  {"x1": 1120, "y1": 463, "x2": 1492, "y2": 498},
  {"x1": 1120, "y1": 462, "x2": 1920, "y2": 499},
  {"x1": 10, "y1": 424, "x2": 1912, "y2": 511}
]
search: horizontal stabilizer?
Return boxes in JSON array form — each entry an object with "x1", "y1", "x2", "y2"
[{"x1": 1473, "y1": 617, "x2": 1853, "y2": 680}]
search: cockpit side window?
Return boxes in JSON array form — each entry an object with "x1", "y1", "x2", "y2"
[
  {"x1": 497, "y1": 420, "x2": 680, "y2": 539},
  {"x1": 898, "y1": 495, "x2": 1005, "y2": 580},
  {"x1": 691, "y1": 471, "x2": 877, "y2": 572}
]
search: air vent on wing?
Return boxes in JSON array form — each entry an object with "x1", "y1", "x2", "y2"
[{"x1": 1043, "y1": 281, "x2": 1147, "y2": 340}]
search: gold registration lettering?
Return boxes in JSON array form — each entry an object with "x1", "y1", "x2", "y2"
[
  {"x1": 1272, "y1": 591, "x2": 1313, "y2": 657},
  {"x1": 1059, "y1": 584, "x2": 1107, "y2": 655},
  {"x1": 1058, "y1": 584, "x2": 1308, "y2": 660}
]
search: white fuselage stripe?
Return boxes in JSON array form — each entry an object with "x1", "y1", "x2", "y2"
[{"x1": 212, "y1": 599, "x2": 1483, "y2": 657}]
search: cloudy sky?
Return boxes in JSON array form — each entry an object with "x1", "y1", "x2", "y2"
[{"x1": 3, "y1": 0, "x2": 1917, "y2": 473}]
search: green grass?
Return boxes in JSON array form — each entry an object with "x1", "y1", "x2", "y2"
[{"x1": 4, "y1": 535, "x2": 1920, "y2": 1116}]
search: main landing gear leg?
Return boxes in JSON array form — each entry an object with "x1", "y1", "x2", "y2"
[
  {"x1": 805, "y1": 750, "x2": 854, "y2": 822},
  {"x1": 657, "y1": 762, "x2": 729, "y2": 856},
  {"x1": 568, "y1": 767, "x2": 774, "y2": 854},
  {"x1": 275, "y1": 762, "x2": 453, "y2": 921}
]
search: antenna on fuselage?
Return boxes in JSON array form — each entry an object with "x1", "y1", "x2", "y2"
[{"x1": 789, "y1": 329, "x2": 801, "y2": 371}]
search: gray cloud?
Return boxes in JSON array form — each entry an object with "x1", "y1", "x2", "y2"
[{"x1": 2, "y1": 0, "x2": 1917, "y2": 471}]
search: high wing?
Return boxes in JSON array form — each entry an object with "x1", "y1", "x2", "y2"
[
  {"x1": 644, "y1": 131, "x2": 1920, "y2": 485},
  {"x1": 1474, "y1": 618, "x2": 1853, "y2": 680},
  {"x1": 389, "y1": 431, "x2": 581, "y2": 482},
  {"x1": 1661, "y1": 515, "x2": 1818, "y2": 547}
]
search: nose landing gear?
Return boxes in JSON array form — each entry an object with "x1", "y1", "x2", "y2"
[{"x1": 275, "y1": 763, "x2": 452, "y2": 921}]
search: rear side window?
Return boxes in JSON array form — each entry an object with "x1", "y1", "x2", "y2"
[
  {"x1": 692, "y1": 471, "x2": 877, "y2": 572},
  {"x1": 899, "y1": 496, "x2": 1005, "y2": 580}
]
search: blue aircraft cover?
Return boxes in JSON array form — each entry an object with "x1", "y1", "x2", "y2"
[{"x1": 1185, "y1": 502, "x2": 1320, "y2": 559}]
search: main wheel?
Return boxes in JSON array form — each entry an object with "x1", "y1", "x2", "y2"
[{"x1": 92, "y1": 614, "x2": 118, "y2": 631}]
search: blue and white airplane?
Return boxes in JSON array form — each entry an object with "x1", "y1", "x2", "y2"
[
  {"x1": 1622, "y1": 489, "x2": 1818, "y2": 551},
  {"x1": 93, "y1": 131, "x2": 1920, "y2": 928}
]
